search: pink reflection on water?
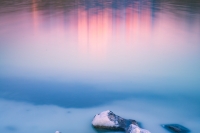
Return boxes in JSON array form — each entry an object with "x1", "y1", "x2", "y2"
[
  {"x1": 0, "y1": 0, "x2": 200, "y2": 82},
  {"x1": 77, "y1": 7, "x2": 111, "y2": 58},
  {"x1": 32, "y1": 0, "x2": 40, "y2": 31},
  {"x1": 2, "y1": 0, "x2": 198, "y2": 61},
  {"x1": 28, "y1": 1, "x2": 190, "y2": 61}
]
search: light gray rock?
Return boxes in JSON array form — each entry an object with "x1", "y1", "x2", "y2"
[
  {"x1": 92, "y1": 110, "x2": 150, "y2": 133},
  {"x1": 126, "y1": 124, "x2": 150, "y2": 133}
]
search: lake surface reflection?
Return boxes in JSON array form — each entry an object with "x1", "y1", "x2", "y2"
[{"x1": 0, "y1": 0, "x2": 200, "y2": 133}]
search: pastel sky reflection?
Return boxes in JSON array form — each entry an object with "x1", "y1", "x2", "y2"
[{"x1": 0, "y1": 0, "x2": 200, "y2": 102}]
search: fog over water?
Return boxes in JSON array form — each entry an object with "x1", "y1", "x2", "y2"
[{"x1": 0, "y1": 0, "x2": 200, "y2": 133}]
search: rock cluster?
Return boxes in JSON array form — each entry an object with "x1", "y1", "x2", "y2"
[{"x1": 55, "y1": 111, "x2": 191, "y2": 133}]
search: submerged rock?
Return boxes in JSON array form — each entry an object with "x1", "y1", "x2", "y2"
[
  {"x1": 162, "y1": 124, "x2": 190, "y2": 133},
  {"x1": 127, "y1": 124, "x2": 151, "y2": 133},
  {"x1": 92, "y1": 110, "x2": 150, "y2": 133}
]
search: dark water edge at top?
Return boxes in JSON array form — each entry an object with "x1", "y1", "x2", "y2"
[{"x1": 0, "y1": 0, "x2": 200, "y2": 13}]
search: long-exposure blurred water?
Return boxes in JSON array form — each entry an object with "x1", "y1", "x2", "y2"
[{"x1": 0, "y1": 0, "x2": 200, "y2": 133}]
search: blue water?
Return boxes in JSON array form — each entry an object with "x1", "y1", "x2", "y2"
[{"x1": 0, "y1": 0, "x2": 200, "y2": 133}]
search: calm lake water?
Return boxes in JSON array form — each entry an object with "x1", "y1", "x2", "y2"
[{"x1": 0, "y1": 0, "x2": 200, "y2": 133}]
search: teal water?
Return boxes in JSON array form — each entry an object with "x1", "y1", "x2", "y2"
[{"x1": 0, "y1": 0, "x2": 200, "y2": 133}]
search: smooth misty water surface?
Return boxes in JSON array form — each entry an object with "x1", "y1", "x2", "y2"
[{"x1": 0, "y1": 0, "x2": 200, "y2": 133}]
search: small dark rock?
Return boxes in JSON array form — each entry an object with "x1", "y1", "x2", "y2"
[{"x1": 162, "y1": 124, "x2": 190, "y2": 133}]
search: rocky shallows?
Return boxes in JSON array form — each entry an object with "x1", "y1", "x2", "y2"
[{"x1": 92, "y1": 110, "x2": 151, "y2": 133}]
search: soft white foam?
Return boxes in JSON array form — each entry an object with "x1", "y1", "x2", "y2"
[
  {"x1": 128, "y1": 124, "x2": 151, "y2": 133},
  {"x1": 55, "y1": 131, "x2": 61, "y2": 133},
  {"x1": 92, "y1": 110, "x2": 116, "y2": 127}
]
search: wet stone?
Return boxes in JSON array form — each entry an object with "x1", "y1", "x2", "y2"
[
  {"x1": 107, "y1": 111, "x2": 138, "y2": 130},
  {"x1": 162, "y1": 124, "x2": 190, "y2": 133},
  {"x1": 92, "y1": 110, "x2": 150, "y2": 133}
]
